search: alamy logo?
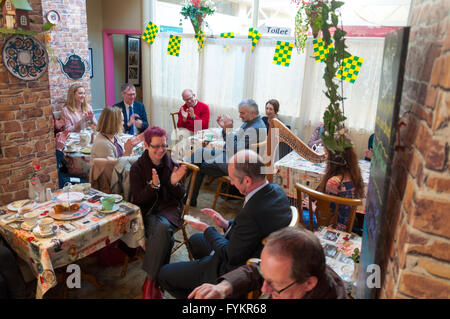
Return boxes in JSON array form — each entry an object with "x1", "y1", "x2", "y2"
[{"x1": 66, "y1": 264, "x2": 81, "y2": 289}]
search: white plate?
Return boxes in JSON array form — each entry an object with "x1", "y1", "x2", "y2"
[
  {"x1": 56, "y1": 192, "x2": 85, "y2": 202},
  {"x1": 21, "y1": 222, "x2": 36, "y2": 231},
  {"x1": 98, "y1": 204, "x2": 119, "y2": 214},
  {"x1": 108, "y1": 194, "x2": 123, "y2": 203},
  {"x1": 7, "y1": 200, "x2": 30, "y2": 211},
  {"x1": 32, "y1": 225, "x2": 57, "y2": 238}
]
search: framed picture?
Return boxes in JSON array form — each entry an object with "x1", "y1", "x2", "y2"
[
  {"x1": 88, "y1": 48, "x2": 93, "y2": 78},
  {"x1": 126, "y1": 35, "x2": 141, "y2": 86}
]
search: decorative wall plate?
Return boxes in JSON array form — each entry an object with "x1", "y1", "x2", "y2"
[
  {"x1": 2, "y1": 35, "x2": 49, "y2": 81},
  {"x1": 46, "y1": 10, "x2": 61, "y2": 25}
]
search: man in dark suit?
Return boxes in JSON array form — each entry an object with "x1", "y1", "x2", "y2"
[
  {"x1": 114, "y1": 83, "x2": 149, "y2": 135},
  {"x1": 187, "y1": 98, "x2": 267, "y2": 206},
  {"x1": 158, "y1": 149, "x2": 292, "y2": 299}
]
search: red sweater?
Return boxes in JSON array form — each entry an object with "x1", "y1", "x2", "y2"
[{"x1": 177, "y1": 100, "x2": 210, "y2": 132}]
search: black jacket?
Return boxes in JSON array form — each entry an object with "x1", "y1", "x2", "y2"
[{"x1": 203, "y1": 183, "x2": 292, "y2": 277}]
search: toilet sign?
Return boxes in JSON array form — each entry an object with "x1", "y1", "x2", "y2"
[{"x1": 259, "y1": 24, "x2": 291, "y2": 36}]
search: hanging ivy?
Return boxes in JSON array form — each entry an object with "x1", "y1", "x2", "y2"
[{"x1": 319, "y1": 0, "x2": 353, "y2": 153}]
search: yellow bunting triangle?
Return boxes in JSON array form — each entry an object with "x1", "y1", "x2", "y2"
[
  {"x1": 312, "y1": 38, "x2": 334, "y2": 63},
  {"x1": 273, "y1": 41, "x2": 294, "y2": 67},
  {"x1": 167, "y1": 35, "x2": 181, "y2": 57},
  {"x1": 336, "y1": 55, "x2": 364, "y2": 83},
  {"x1": 248, "y1": 28, "x2": 262, "y2": 51},
  {"x1": 142, "y1": 21, "x2": 159, "y2": 44}
]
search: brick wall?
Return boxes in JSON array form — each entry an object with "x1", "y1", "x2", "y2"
[
  {"x1": 41, "y1": 0, "x2": 91, "y2": 111},
  {"x1": 0, "y1": 0, "x2": 91, "y2": 206},
  {"x1": 380, "y1": 0, "x2": 450, "y2": 298}
]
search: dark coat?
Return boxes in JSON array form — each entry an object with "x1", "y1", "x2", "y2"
[
  {"x1": 114, "y1": 101, "x2": 149, "y2": 134},
  {"x1": 129, "y1": 151, "x2": 185, "y2": 228},
  {"x1": 204, "y1": 183, "x2": 292, "y2": 277}
]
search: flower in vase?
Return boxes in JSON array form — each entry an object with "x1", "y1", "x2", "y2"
[
  {"x1": 180, "y1": 0, "x2": 216, "y2": 33},
  {"x1": 29, "y1": 163, "x2": 41, "y2": 185}
]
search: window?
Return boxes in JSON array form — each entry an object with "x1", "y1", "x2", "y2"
[
  {"x1": 20, "y1": 15, "x2": 27, "y2": 26},
  {"x1": 5, "y1": 0, "x2": 12, "y2": 11}
]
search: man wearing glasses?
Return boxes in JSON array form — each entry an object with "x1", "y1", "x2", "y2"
[
  {"x1": 129, "y1": 126, "x2": 188, "y2": 299},
  {"x1": 177, "y1": 89, "x2": 210, "y2": 134},
  {"x1": 188, "y1": 227, "x2": 347, "y2": 299},
  {"x1": 115, "y1": 83, "x2": 149, "y2": 135}
]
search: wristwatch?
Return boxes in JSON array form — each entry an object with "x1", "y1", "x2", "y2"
[{"x1": 148, "y1": 180, "x2": 160, "y2": 189}]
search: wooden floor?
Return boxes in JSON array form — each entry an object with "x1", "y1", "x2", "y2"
[{"x1": 41, "y1": 178, "x2": 243, "y2": 299}]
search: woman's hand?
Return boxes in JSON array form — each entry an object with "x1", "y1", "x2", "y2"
[
  {"x1": 124, "y1": 138, "x2": 135, "y2": 156},
  {"x1": 171, "y1": 165, "x2": 187, "y2": 186},
  {"x1": 151, "y1": 168, "x2": 160, "y2": 187},
  {"x1": 201, "y1": 208, "x2": 229, "y2": 230},
  {"x1": 55, "y1": 130, "x2": 69, "y2": 151}
]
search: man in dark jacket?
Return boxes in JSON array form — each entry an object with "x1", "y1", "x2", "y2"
[
  {"x1": 158, "y1": 150, "x2": 292, "y2": 299},
  {"x1": 115, "y1": 83, "x2": 149, "y2": 135},
  {"x1": 130, "y1": 126, "x2": 187, "y2": 299},
  {"x1": 188, "y1": 227, "x2": 348, "y2": 299}
]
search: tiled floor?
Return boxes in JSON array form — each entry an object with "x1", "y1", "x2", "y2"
[{"x1": 41, "y1": 178, "x2": 243, "y2": 299}]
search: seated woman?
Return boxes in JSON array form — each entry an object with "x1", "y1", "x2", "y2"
[
  {"x1": 90, "y1": 106, "x2": 140, "y2": 192},
  {"x1": 315, "y1": 141, "x2": 365, "y2": 232},
  {"x1": 262, "y1": 99, "x2": 280, "y2": 132},
  {"x1": 364, "y1": 133, "x2": 375, "y2": 161},
  {"x1": 62, "y1": 83, "x2": 97, "y2": 132},
  {"x1": 129, "y1": 126, "x2": 187, "y2": 299},
  {"x1": 0, "y1": 245, "x2": 31, "y2": 299},
  {"x1": 308, "y1": 123, "x2": 325, "y2": 148}
]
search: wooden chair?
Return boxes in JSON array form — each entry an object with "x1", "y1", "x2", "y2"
[
  {"x1": 171, "y1": 161, "x2": 199, "y2": 260},
  {"x1": 170, "y1": 111, "x2": 179, "y2": 131},
  {"x1": 265, "y1": 119, "x2": 327, "y2": 182},
  {"x1": 120, "y1": 161, "x2": 199, "y2": 277},
  {"x1": 211, "y1": 176, "x2": 245, "y2": 210},
  {"x1": 295, "y1": 182, "x2": 362, "y2": 233}
]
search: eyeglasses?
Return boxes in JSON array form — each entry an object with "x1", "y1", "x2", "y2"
[
  {"x1": 149, "y1": 144, "x2": 168, "y2": 150},
  {"x1": 264, "y1": 279, "x2": 298, "y2": 295},
  {"x1": 183, "y1": 95, "x2": 195, "y2": 102}
]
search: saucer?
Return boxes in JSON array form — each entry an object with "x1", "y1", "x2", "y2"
[
  {"x1": 32, "y1": 225, "x2": 57, "y2": 238},
  {"x1": 109, "y1": 194, "x2": 123, "y2": 203},
  {"x1": 98, "y1": 204, "x2": 119, "y2": 214},
  {"x1": 21, "y1": 222, "x2": 36, "y2": 231}
]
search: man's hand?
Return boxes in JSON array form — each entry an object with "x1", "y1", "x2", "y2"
[
  {"x1": 217, "y1": 115, "x2": 233, "y2": 129},
  {"x1": 201, "y1": 208, "x2": 229, "y2": 229},
  {"x1": 181, "y1": 108, "x2": 188, "y2": 121},
  {"x1": 364, "y1": 148, "x2": 373, "y2": 160},
  {"x1": 170, "y1": 165, "x2": 187, "y2": 186},
  {"x1": 188, "y1": 281, "x2": 232, "y2": 299},
  {"x1": 188, "y1": 107, "x2": 195, "y2": 119},
  {"x1": 187, "y1": 218, "x2": 210, "y2": 232},
  {"x1": 128, "y1": 113, "x2": 139, "y2": 126}
]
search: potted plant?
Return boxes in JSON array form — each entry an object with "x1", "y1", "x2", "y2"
[
  {"x1": 292, "y1": 0, "x2": 326, "y2": 53},
  {"x1": 179, "y1": 0, "x2": 216, "y2": 34}
]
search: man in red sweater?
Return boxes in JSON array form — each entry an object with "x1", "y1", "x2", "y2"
[{"x1": 177, "y1": 89, "x2": 210, "y2": 134}]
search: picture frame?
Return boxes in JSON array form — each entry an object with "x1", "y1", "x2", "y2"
[
  {"x1": 88, "y1": 48, "x2": 93, "y2": 78},
  {"x1": 126, "y1": 35, "x2": 141, "y2": 86}
]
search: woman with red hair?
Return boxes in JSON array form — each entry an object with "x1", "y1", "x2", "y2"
[{"x1": 129, "y1": 126, "x2": 188, "y2": 299}]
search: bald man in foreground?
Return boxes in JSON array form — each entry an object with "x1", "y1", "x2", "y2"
[{"x1": 157, "y1": 150, "x2": 292, "y2": 298}]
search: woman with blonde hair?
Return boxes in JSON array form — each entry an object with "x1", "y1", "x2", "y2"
[
  {"x1": 90, "y1": 107, "x2": 140, "y2": 192},
  {"x1": 62, "y1": 83, "x2": 97, "y2": 132}
]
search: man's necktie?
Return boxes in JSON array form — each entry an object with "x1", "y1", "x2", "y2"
[{"x1": 129, "y1": 105, "x2": 135, "y2": 135}]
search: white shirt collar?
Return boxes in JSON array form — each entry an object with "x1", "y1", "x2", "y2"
[{"x1": 244, "y1": 181, "x2": 269, "y2": 206}]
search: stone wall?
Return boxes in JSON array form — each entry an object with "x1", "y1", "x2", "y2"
[{"x1": 380, "y1": 0, "x2": 450, "y2": 298}]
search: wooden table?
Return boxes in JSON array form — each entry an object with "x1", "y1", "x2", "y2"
[{"x1": 0, "y1": 188, "x2": 145, "y2": 298}]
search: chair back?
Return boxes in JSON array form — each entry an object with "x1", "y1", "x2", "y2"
[
  {"x1": 295, "y1": 182, "x2": 362, "y2": 233},
  {"x1": 89, "y1": 157, "x2": 118, "y2": 193},
  {"x1": 170, "y1": 112, "x2": 179, "y2": 131},
  {"x1": 178, "y1": 161, "x2": 199, "y2": 218},
  {"x1": 265, "y1": 119, "x2": 327, "y2": 182}
]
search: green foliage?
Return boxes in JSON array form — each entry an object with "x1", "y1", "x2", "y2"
[
  {"x1": 294, "y1": 2, "x2": 323, "y2": 53},
  {"x1": 351, "y1": 248, "x2": 360, "y2": 263},
  {"x1": 319, "y1": 0, "x2": 353, "y2": 154}
]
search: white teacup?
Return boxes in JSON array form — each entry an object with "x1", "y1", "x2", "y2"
[
  {"x1": 23, "y1": 211, "x2": 40, "y2": 227},
  {"x1": 79, "y1": 133, "x2": 90, "y2": 147},
  {"x1": 38, "y1": 217, "x2": 54, "y2": 234}
]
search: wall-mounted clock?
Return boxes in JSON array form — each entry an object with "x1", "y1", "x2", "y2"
[{"x1": 46, "y1": 10, "x2": 61, "y2": 25}]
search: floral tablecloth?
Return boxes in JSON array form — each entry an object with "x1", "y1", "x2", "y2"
[
  {"x1": 0, "y1": 188, "x2": 145, "y2": 298},
  {"x1": 274, "y1": 151, "x2": 371, "y2": 199},
  {"x1": 314, "y1": 226, "x2": 361, "y2": 295}
]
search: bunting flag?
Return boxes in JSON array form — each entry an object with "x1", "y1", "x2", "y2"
[
  {"x1": 312, "y1": 38, "x2": 334, "y2": 63},
  {"x1": 167, "y1": 35, "x2": 181, "y2": 57},
  {"x1": 142, "y1": 21, "x2": 159, "y2": 44},
  {"x1": 194, "y1": 31, "x2": 205, "y2": 50},
  {"x1": 220, "y1": 32, "x2": 235, "y2": 38},
  {"x1": 336, "y1": 55, "x2": 364, "y2": 83},
  {"x1": 248, "y1": 28, "x2": 262, "y2": 51},
  {"x1": 273, "y1": 41, "x2": 294, "y2": 67}
]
